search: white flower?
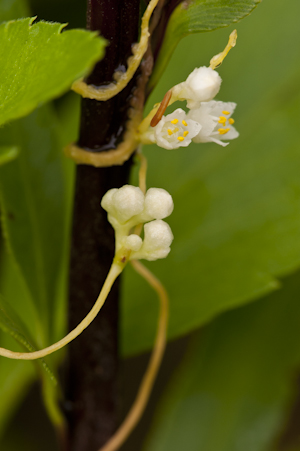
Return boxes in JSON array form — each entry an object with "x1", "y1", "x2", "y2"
[
  {"x1": 187, "y1": 100, "x2": 239, "y2": 147},
  {"x1": 101, "y1": 185, "x2": 174, "y2": 261},
  {"x1": 143, "y1": 108, "x2": 201, "y2": 150},
  {"x1": 131, "y1": 220, "x2": 174, "y2": 261},
  {"x1": 172, "y1": 67, "x2": 222, "y2": 109}
]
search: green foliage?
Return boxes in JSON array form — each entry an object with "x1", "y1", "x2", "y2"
[
  {"x1": 0, "y1": 250, "x2": 36, "y2": 438},
  {"x1": 0, "y1": 146, "x2": 19, "y2": 165},
  {"x1": 0, "y1": 0, "x2": 29, "y2": 22},
  {"x1": 144, "y1": 271, "x2": 300, "y2": 451},
  {"x1": 0, "y1": 105, "x2": 69, "y2": 438},
  {"x1": 0, "y1": 296, "x2": 56, "y2": 382},
  {"x1": 149, "y1": 0, "x2": 261, "y2": 90},
  {"x1": 0, "y1": 2, "x2": 106, "y2": 442},
  {"x1": 122, "y1": 0, "x2": 300, "y2": 355},
  {"x1": 0, "y1": 106, "x2": 67, "y2": 343},
  {"x1": 0, "y1": 0, "x2": 298, "y2": 448},
  {"x1": 0, "y1": 17, "x2": 105, "y2": 126},
  {"x1": 0, "y1": 341, "x2": 34, "y2": 438}
]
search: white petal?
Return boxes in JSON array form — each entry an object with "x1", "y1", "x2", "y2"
[
  {"x1": 154, "y1": 108, "x2": 201, "y2": 150},
  {"x1": 188, "y1": 100, "x2": 238, "y2": 145}
]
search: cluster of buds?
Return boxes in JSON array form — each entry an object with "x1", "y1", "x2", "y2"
[
  {"x1": 138, "y1": 31, "x2": 239, "y2": 149},
  {"x1": 101, "y1": 185, "x2": 174, "y2": 261}
]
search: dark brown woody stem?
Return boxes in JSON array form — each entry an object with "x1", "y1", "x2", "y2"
[{"x1": 65, "y1": 1, "x2": 141, "y2": 450}]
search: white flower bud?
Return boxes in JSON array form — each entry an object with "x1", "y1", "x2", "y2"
[
  {"x1": 101, "y1": 188, "x2": 118, "y2": 214},
  {"x1": 101, "y1": 185, "x2": 145, "y2": 224},
  {"x1": 112, "y1": 185, "x2": 144, "y2": 223},
  {"x1": 172, "y1": 67, "x2": 222, "y2": 109},
  {"x1": 132, "y1": 220, "x2": 174, "y2": 261},
  {"x1": 123, "y1": 234, "x2": 143, "y2": 252},
  {"x1": 101, "y1": 185, "x2": 174, "y2": 261},
  {"x1": 143, "y1": 188, "x2": 174, "y2": 220}
]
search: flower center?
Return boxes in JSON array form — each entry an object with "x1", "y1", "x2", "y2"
[
  {"x1": 217, "y1": 111, "x2": 235, "y2": 135},
  {"x1": 165, "y1": 118, "x2": 190, "y2": 142},
  {"x1": 218, "y1": 128, "x2": 230, "y2": 135}
]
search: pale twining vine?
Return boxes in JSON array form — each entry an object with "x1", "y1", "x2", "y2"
[
  {"x1": 0, "y1": 2, "x2": 241, "y2": 450},
  {"x1": 0, "y1": 27, "x2": 238, "y2": 359}
]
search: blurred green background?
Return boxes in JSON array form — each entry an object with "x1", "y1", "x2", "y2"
[{"x1": 2, "y1": 0, "x2": 300, "y2": 450}]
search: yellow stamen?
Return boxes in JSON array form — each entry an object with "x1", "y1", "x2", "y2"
[
  {"x1": 171, "y1": 119, "x2": 179, "y2": 124},
  {"x1": 229, "y1": 118, "x2": 235, "y2": 124},
  {"x1": 209, "y1": 30, "x2": 237, "y2": 70},
  {"x1": 222, "y1": 110, "x2": 230, "y2": 115},
  {"x1": 167, "y1": 129, "x2": 173, "y2": 136},
  {"x1": 183, "y1": 131, "x2": 189, "y2": 137},
  {"x1": 182, "y1": 120, "x2": 188, "y2": 126},
  {"x1": 218, "y1": 116, "x2": 226, "y2": 124},
  {"x1": 218, "y1": 127, "x2": 230, "y2": 135},
  {"x1": 177, "y1": 136, "x2": 184, "y2": 142}
]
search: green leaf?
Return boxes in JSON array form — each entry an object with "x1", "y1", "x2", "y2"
[
  {"x1": 0, "y1": 295, "x2": 56, "y2": 383},
  {"x1": 0, "y1": 249, "x2": 36, "y2": 439},
  {"x1": 144, "y1": 271, "x2": 300, "y2": 451},
  {"x1": 149, "y1": 0, "x2": 261, "y2": 91},
  {"x1": 0, "y1": 104, "x2": 67, "y2": 345},
  {"x1": 0, "y1": 17, "x2": 106, "y2": 126},
  {"x1": 0, "y1": 146, "x2": 19, "y2": 165},
  {"x1": 122, "y1": 0, "x2": 300, "y2": 355},
  {"x1": 0, "y1": 105, "x2": 68, "y2": 433},
  {"x1": 0, "y1": 0, "x2": 30, "y2": 22},
  {"x1": 0, "y1": 338, "x2": 34, "y2": 439}
]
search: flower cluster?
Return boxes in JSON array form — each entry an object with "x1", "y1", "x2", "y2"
[
  {"x1": 140, "y1": 66, "x2": 238, "y2": 149},
  {"x1": 101, "y1": 185, "x2": 174, "y2": 261}
]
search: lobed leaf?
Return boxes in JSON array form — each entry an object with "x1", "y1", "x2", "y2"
[{"x1": 0, "y1": 17, "x2": 105, "y2": 126}]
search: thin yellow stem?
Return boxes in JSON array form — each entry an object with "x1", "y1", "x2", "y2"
[
  {"x1": 72, "y1": 0, "x2": 160, "y2": 101},
  {"x1": 0, "y1": 263, "x2": 123, "y2": 360},
  {"x1": 98, "y1": 259, "x2": 169, "y2": 451},
  {"x1": 64, "y1": 110, "x2": 141, "y2": 167},
  {"x1": 209, "y1": 29, "x2": 237, "y2": 70},
  {"x1": 133, "y1": 149, "x2": 148, "y2": 236},
  {"x1": 137, "y1": 148, "x2": 147, "y2": 194}
]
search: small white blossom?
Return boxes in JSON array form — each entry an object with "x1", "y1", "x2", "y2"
[
  {"x1": 172, "y1": 67, "x2": 222, "y2": 109},
  {"x1": 187, "y1": 100, "x2": 239, "y2": 147},
  {"x1": 143, "y1": 109, "x2": 201, "y2": 150},
  {"x1": 131, "y1": 220, "x2": 174, "y2": 261},
  {"x1": 101, "y1": 185, "x2": 174, "y2": 261}
]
